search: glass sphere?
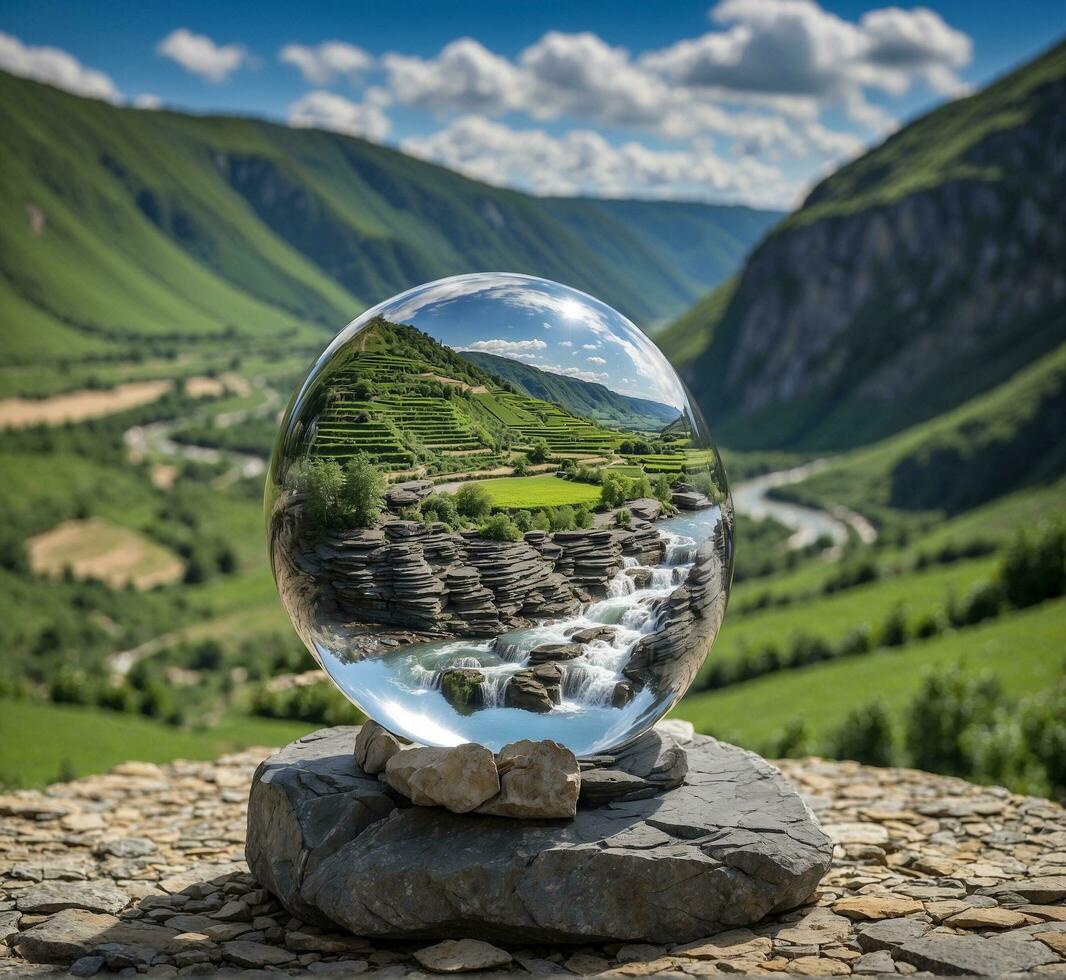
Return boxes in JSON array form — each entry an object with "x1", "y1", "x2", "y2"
[{"x1": 266, "y1": 273, "x2": 734, "y2": 757}]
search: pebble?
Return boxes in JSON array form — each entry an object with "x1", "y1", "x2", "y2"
[
  {"x1": 413, "y1": 939, "x2": 512, "y2": 973},
  {"x1": 0, "y1": 749, "x2": 1061, "y2": 977}
]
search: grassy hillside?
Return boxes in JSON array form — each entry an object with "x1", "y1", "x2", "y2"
[
  {"x1": 0, "y1": 70, "x2": 775, "y2": 371},
  {"x1": 776, "y1": 341, "x2": 1066, "y2": 527},
  {"x1": 461, "y1": 351, "x2": 680, "y2": 430},
  {"x1": 675, "y1": 599, "x2": 1066, "y2": 749},
  {"x1": 664, "y1": 41, "x2": 1066, "y2": 452}
]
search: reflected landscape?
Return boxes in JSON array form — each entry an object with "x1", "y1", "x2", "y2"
[{"x1": 266, "y1": 274, "x2": 734, "y2": 756}]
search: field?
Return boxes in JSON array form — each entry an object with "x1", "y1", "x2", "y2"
[
  {"x1": 27, "y1": 518, "x2": 185, "y2": 589},
  {"x1": 675, "y1": 599, "x2": 1066, "y2": 747},
  {"x1": 476, "y1": 475, "x2": 603, "y2": 509},
  {"x1": 0, "y1": 380, "x2": 172, "y2": 428},
  {"x1": 0, "y1": 699, "x2": 311, "y2": 788}
]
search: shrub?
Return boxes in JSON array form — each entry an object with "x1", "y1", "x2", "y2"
[
  {"x1": 549, "y1": 505, "x2": 576, "y2": 532},
  {"x1": 421, "y1": 492, "x2": 459, "y2": 528},
  {"x1": 904, "y1": 666, "x2": 1005, "y2": 776},
  {"x1": 479, "y1": 514, "x2": 522, "y2": 542},
  {"x1": 455, "y1": 483, "x2": 493, "y2": 520},
  {"x1": 528, "y1": 439, "x2": 551, "y2": 464},
  {"x1": 513, "y1": 510, "x2": 534, "y2": 533},
  {"x1": 615, "y1": 507, "x2": 632, "y2": 528},
  {"x1": 573, "y1": 504, "x2": 593, "y2": 529},
  {"x1": 1001, "y1": 523, "x2": 1066, "y2": 609},
  {"x1": 827, "y1": 704, "x2": 894, "y2": 767},
  {"x1": 879, "y1": 605, "x2": 908, "y2": 647}
]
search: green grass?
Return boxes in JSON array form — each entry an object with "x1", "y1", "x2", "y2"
[
  {"x1": 0, "y1": 699, "x2": 313, "y2": 789},
  {"x1": 707, "y1": 556, "x2": 998, "y2": 676},
  {"x1": 476, "y1": 475, "x2": 602, "y2": 509},
  {"x1": 675, "y1": 598, "x2": 1066, "y2": 747}
]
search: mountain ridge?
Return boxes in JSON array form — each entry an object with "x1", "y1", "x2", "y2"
[
  {"x1": 0, "y1": 70, "x2": 778, "y2": 367},
  {"x1": 661, "y1": 40, "x2": 1066, "y2": 452},
  {"x1": 460, "y1": 350, "x2": 681, "y2": 431}
]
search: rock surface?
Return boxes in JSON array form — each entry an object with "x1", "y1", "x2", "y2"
[
  {"x1": 246, "y1": 725, "x2": 832, "y2": 943},
  {"x1": 1, "y1": 741, "x2": 1065, "y2": 976}
]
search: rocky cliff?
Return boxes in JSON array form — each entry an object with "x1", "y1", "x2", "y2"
[{"x1": 672, "y1": 41, "x2": 1066, "y2": 450}]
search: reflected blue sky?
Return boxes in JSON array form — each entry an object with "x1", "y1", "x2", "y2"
[{"x1": 336, "y1": 273, "x2": 690, "y2": 410}]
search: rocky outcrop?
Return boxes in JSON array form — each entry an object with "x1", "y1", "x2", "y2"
[
  {"x1": 681, "y1": 48, "x2": 1066, "y2": 449},
  {"x1": 439, "y1": 667, "x2": 485, "y2": 713},
  {"x1": 280, "y1": 504, "x2": 668, "y2": 642},
  {"x1": 504, "y1": 665, "x2": 562, "y2": 712},
  {"x1": 246, "y1": 726, "x2": 833, "y2": 944}
]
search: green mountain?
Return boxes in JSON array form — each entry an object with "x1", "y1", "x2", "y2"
[
  {"x1": 779, "y1": 339, "x2": 1066, "y2": 526},
  {"x1": 662, "y1": 41, "x2": 1066, "y2": 452},
  {"x1": 0, "y1": 70, "x2": 776, "y2": 368},
  {"x1": 541, "y1": 200, "x2": 780, "y2": 325},
  {"x1": 460, "y1": 351, "x2": 681, "y2": 431}
]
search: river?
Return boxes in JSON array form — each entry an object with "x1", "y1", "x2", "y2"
[{"x1": 731, "y1": 460, "x2": 876, "y2": 554}]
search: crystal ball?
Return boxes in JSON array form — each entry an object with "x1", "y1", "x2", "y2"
[{"x1": 266, "y1": 273, "x2": 734, "y2": 757}]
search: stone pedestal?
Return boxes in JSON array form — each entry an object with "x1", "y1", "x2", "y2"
[{"x1": 245, "y1": 724, "x2": 832, "y2": 945}]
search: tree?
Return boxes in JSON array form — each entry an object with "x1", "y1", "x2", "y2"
[
  {"x1": 455, "y1": 482, "x2": 492, "y2": 520},
  {"x1": 599, "y1": 472, "x2": 629, "y2": 508},
  {"x1": 528, "y1": 439, "x2": 551, "y2": 464},
  {"x1": 653, "y1": 474, "x2": 673, "y2": 507},
  {"x1": 301, "y1": 459, "x2": 346, "y2": 529},
  {"x1": 341, "y1": 453, "x2": 386, "y2": 527}
]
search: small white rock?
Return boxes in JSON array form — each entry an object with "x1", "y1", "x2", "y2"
[
  {"x1": 478, "y1": 739, "x2": 579, "y2": 819},
  {"x1": 354, "y1": 721, "x2": 403, "y2": 775},
  {"x1": 385, "y1": 744, "x2": 499, "y2": 813}
]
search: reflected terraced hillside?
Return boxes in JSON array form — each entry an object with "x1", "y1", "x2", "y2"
[{"x1": 266, "y1": 274, "x2": 734, "y2": 756}]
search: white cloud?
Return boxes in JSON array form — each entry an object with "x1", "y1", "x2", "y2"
[
  {"x1": 558, "y1": 340, "x2": 573, "y2": 347},
  {"x1": 157, "y1": 28, "x2": 248, "y2": 83},
  {"x1": 460, "y1": 338, "x2": 549, "y2": 358},
  {"x1": 133, "y1": 93, "x2": 162, "y2": 109},
  {"x1": 402, "y1": 116, "x2": 792, "y2": 207},
  {"x1": 0, "y1": 31, "x2": 120, "y2": 102},
  {"x1": 587, "y1": 355, "x2": 607, "y2": 365},
  {"x1": 382, "y1": 38, "x2": 529, "y2": 114},
  {"x1": 288, "y1": 90, "x2": 391, "y2": 141},
  {"x1": 581, "y1": 343, "x2": 599, "y2": 350},
  {"x1": 280, "y1": 41, "x2": 373, "y2": 85},
  {"x1": 642, "y1": 0, "x2": 972, "y2": 128},
  {"x1": 537, "y1": 362, "x2": 610, "y2": 384}
]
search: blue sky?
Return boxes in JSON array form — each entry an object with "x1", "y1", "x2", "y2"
[{"x1": 1, "y1": 0, "x2": 1061, "y2": 208}]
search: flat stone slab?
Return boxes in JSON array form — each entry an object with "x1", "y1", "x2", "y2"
[{"x1": 245, "y1": 725, "x2": 832, "y2": 944}]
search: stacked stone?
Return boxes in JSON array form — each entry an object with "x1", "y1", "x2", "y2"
[
  {"x1": 324, "y1": 527, "x2": 447, "y2": 633},
  {"x1": 386, "y1": 520, "x2": 460, "y2": 570},
  {"x1": 624, "y1": 586, "x2": 699, "y2": 694},
  {"x1": 462, "y1": 538, "x2": 580, "y2": 621},
  {"x1": 383, "y1": 480, "x2": 433, "y2": 512},
  {"x1": 671, "y1": 481, "x2": 714, "y2": 510},
  {"x1": 441, "y1": 565, "x2": 500, "y2": 635},
  {"x1": 618, "y1": 519, "x2": 666, "y2": 567},
  {"x1": 552, "y1": 529, "x2": 622, "y2": 597}
]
